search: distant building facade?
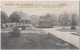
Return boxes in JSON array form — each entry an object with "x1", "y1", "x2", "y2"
[{"x1": 38, "y1": 15, "x2": 53, "y2": 28}]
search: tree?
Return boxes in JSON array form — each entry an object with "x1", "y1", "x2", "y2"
[
  {"x1": 58, "y1": 13, "x2": 71, "y2": 26},
  {"x1": 71, "y1": 13, "x2": 77, "y2": 29},
  {"x1": 9, "y1": 11, "x2": 21, "y2": 23},
  {"x1": 30, "y1": 15, "x2": 40, "y2": 27},
  {"x1": 1, "y1": 11, "x2": 8, "y2": 23},
  {"x1": 49, "y1": 14, "x2": 58, "y2": 26},
  {"x1": 58, "y1": 15, "x2": 63, "y2": 26},
  {"x1": 62, "y1": 13, "x2": 71, "y2": 26}
]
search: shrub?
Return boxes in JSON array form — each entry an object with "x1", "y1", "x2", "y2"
[
  {"x1": 22, "y1": 25, "x2": 26, "y2": 30},
  {"x1": 71, "y1": 26, "x2": 76, "y2": 29},
  {"x1": 10, "y1": 26, "x2": 20, "y2": 37}
]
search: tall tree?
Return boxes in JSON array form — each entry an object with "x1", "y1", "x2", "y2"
[
  {"x1": 1, "y1": 11, "x2": 8, "y2": 23},
  {"x1": 50, "y1": 14, "x2": 58, "y2": 26},
  {"x1": 63, "y1": 13, "x2": 71, "y2": 26},
  {"x1": 71, "y1": 13, "x2": 77, "y2": 29},
  {"x1": 30, "y1": 15, "x2": 40, "y2": 27},
  {"x1": 58, "y1": 14, "x2": 63, "y2": 26},
  {"x1": 9, "y1": 11, "x2": 21, "y2": 23},
  {"x1": 58, "y1": 13, "x2": 71, "y2": 26}
]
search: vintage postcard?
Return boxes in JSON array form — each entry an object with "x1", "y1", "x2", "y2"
[{"x1": 1, "y1": 1, "x2": 80, "y2": 50}]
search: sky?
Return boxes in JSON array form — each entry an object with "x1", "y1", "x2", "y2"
[{"x1": 1, "y1": 1, "x2": 79, "y2": 17}]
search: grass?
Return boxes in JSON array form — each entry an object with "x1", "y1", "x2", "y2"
[{"x1": 1, "y1": 33, "x2": 78, "y2": 49}]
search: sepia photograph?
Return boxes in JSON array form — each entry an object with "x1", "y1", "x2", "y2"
[{"x1": 1, "y1": 1, "x2": 80, "y2": 50}]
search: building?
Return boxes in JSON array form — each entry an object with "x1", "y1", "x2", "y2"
[{"x1": 38, "y1": 14, "x2": 53, "y2": 28}]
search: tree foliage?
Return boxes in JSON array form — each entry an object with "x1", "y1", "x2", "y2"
[
  {"x1": 71, "y1": 13, "x2": 77, "y2": 26},
  {"x1": 9, "y1": 11, "x2": 21, "y2": 23},
  {"x1": 1, "y1": 11, "x2": 8, "y2": 23}
]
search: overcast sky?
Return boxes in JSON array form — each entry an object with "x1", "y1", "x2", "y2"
[{"x1": 1, "y1": 1, "x2": 79, "y2": 17}]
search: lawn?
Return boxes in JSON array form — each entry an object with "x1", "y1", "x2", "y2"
[{"x1": 1, "y1": 33, "x2": 78, "y2": 49}]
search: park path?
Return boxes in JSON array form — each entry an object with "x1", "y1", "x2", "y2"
[{"x1": 42, "y1": 27, "x2": 80, "y2": 48}]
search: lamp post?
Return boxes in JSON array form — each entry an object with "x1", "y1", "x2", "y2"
[
  {"x1": 78, "y1": 17, "x2": 80, "y2": 35},
  {"x1": 77, "y1": 16, "x2": 80, "y2": 35}
]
